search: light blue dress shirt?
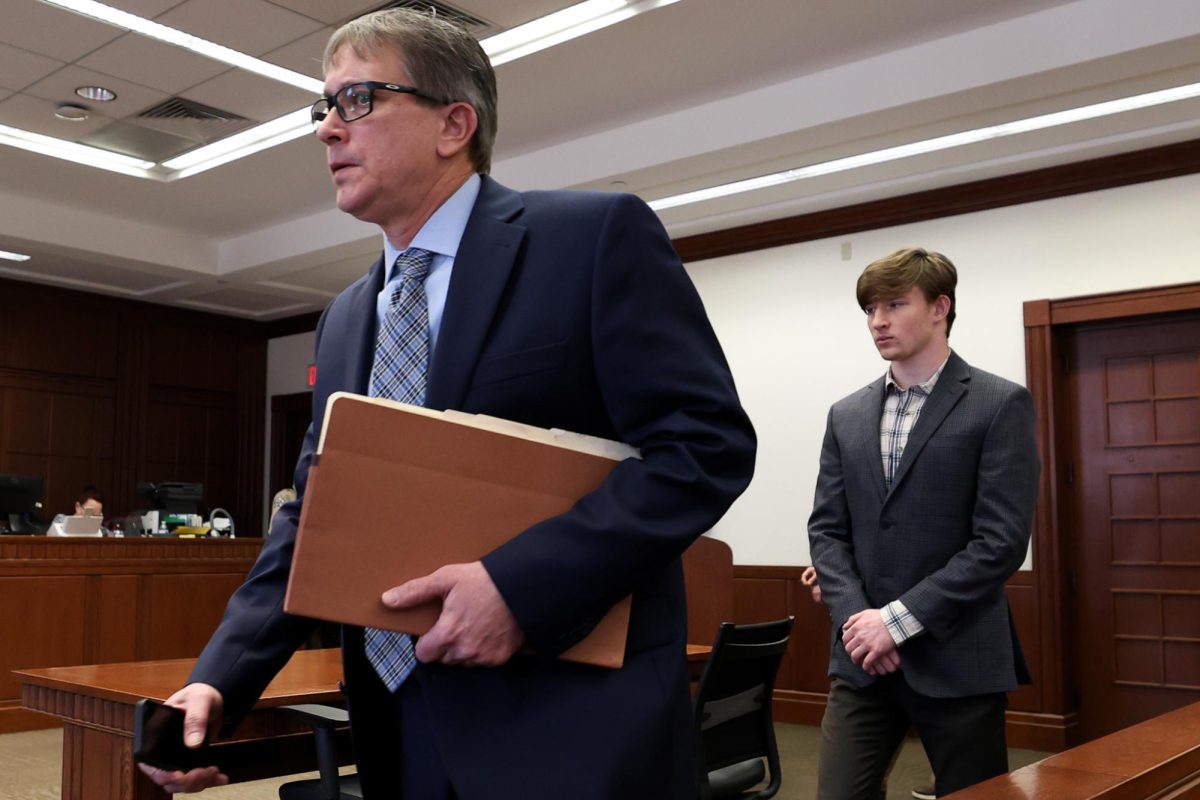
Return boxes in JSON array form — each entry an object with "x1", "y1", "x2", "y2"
[{"x1": 375, "y1": 173, "x2": 481, "y2": 355}]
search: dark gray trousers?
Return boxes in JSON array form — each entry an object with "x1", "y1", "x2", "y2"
[{"x1": 816, "y1": 675, "x2": 1008, "y2": 799}]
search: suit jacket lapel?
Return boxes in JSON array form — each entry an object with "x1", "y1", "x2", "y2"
[
  {"x1": 426, "y1": 176, "x2": 526, "y2": 410},
  {"x1": 345, "y1": 255, "x2": 387, "y2": 394},
  {"x1": 886, "y1": 352, "x2": 970, "y2": 497},
  {"x1": 858, "y1": 378, "x2": 889, "y2": 503}
]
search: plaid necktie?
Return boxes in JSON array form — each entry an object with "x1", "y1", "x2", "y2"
[{"x1": 365, "y1": 247, "x2": 432, "y2": 691}]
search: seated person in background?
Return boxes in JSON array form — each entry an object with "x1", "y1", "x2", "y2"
[
  {"x1": 75, "y1": 486, "x2": 104, "y2": 517},
  {"x1": 49, "y1": 485, "x2": 107, "y2": 536}
]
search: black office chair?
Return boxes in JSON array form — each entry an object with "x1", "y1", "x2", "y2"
[
  {"x1": 276, "y1": 704, "x2": 361, "y2": 800},
  {"x1": 693, "y1": 617, "x2": 795, "y2": 800}
]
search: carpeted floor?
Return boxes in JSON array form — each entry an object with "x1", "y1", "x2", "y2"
[{"x1": 1, "y1": 723, "x2": 1049, "y2": 798}]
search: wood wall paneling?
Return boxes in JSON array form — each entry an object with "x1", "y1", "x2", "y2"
[
  {"x1": 0, "y1": 537, "x2": 260, "y2": 734},
  {"x1": 140, "y1": 572, "x2": 247, "y2": 661},
  {"x1": 91, "y1": 575, "x2": 139, "y2": 664},
  {"x1": 731, "y1": 565, "x2": 1051, "y2": 745},
  {"x1": 0, "y1": 576, "x2": 87, "y2": 697},
  {"x1": 0, "y1": 277, "x2": 267, "y2": 529},
  {"x1": 0, "y1": 298, "x2": 117, "y2": 379}
]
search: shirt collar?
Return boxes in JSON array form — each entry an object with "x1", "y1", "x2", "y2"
[
  {"x1": 885, "y1": 350, "x2": 952, "y2": 395},
  {"x1": 382, "y1": 173, "x2": 481, "y2": 278}
]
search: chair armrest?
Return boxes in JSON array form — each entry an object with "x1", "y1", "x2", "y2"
[{"x1": 277, "y1": 703, "x2": 349, "y2": 729}]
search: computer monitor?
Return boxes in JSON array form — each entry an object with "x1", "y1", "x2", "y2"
[
  {"x1": 0, "y1": 473, "x2": 45, "y2": 534},
  {"x1": 137, "y1": 481, "x2": 204, "y2": 514}
]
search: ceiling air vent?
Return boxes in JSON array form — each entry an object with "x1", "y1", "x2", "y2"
[
  {"x1": 373, "y1": 1, "x2": 496, "y2": 36},
  {"x1": 133, "y1": 97, "x2": 253, "y2": 146}
]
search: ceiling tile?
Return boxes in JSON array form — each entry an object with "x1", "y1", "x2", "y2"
[
  {"x1": 106, "y1": 0, "x2": 190, "y2": 16},
  {"x1": 263, "y1": 0, "x2": 381, "y2": 26},
  {"x1": 157, "y1": 0, "x2": 324, "y2": 56},
  {"x1": 272, "y1": 254, "x2": 371, "y2": 295},
  {"x1": 0, "y1": 93, "x2": 115, "y2": 142},
  {"x1": 22, "y1": 65, "x2": 170, "y2": 122},
  {"x1": 78, "y1": 34, "x2": 229, "y2": 95},
  {"x1": 262, "y1": 27, "x2": 334, "y2": 81},
  {"x1": 0, "y1": 42, "x2": 65, "y2": 94},
  {"x1": 181, "y1": 70, "x2": 318, "y2": 123},
  {"x1": 0, "y1": 2, "x2": 125, "y2": 62},
  {"x1": 461, "y1": 0, "x2": 563, "y2": 29}
]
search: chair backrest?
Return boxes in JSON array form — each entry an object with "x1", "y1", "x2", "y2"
[
  {"x1": 682, "y1": 536, "x2": 734, "y2": 647},
  {"x1": 693, "y1": 617, "x2": 795, "y2": 798}
]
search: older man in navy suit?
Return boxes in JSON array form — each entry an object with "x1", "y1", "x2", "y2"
[
  {"x1": 809, "y1": 248, "x2": 1039, "y2": 799},
  {"x1": 140, "y1": 9, "x2": 754, "y2": 799}
]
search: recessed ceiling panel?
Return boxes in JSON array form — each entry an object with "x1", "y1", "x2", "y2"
[
  {"x1": 182, "y1": 286, "x2": 317, "y2": 314},
  {"x1": 273, "y1": 253, "x2": 376, "y2": 295},
  {"x1": 81, "y1": 118, "x2": 202, "y2": 162},
  {"x1": 157, "y1": 0, "x2": 324, "y2": 57},
  {"x1": 0, "y1": 41, "x2": 64, "y2": 94},
  {"x1": 22, "y1": 65, "x2": 170, "y2": 122},
  {"x1": 0, "y1": 93, "x2": 114, "y2": 141},
  {"x1": 0, "y1": 2, "x2": 125, "y2": 62},
  {"x1": 0, "y1": 256, "x2": 187, "y2": 295},
  {"x1": 181, "y1": 70, "x2": 319, "y2": 122},
  {"x1": 78, "y1": 35, "x2": 229, "y2": 95}
]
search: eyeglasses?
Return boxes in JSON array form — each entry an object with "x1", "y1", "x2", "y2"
[{"x1": 311, "y1": 81, "x2": 448, "y2": 127}]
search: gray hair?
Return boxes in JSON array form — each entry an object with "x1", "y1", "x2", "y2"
[{"x1": 324, "y1": 8, "x2": 498, "y2": 174}]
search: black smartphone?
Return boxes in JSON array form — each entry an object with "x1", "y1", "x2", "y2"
[{"x1": 133, "y1": 698, "x2": 212, "y2": 772}]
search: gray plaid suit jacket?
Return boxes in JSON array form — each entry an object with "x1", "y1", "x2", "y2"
[{"x1": 809, "y1": 351, "x2": 1039, "y2": 698}]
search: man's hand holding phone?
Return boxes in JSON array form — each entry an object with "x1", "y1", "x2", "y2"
[{"x1": 135, "y1": 683, "x2": 230, "y2": 793}]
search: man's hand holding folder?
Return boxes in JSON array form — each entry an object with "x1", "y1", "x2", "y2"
[{"x1": 384, "y1": 561, "x2": 524, "y2": 667}]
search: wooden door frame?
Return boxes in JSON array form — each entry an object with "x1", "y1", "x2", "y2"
[
  {"x1": 269, "y1": 391, "x2": 313, "y2": 502},
  {"x1": 1023, "y1": 281, "x2": 1200, "y2": 747}
]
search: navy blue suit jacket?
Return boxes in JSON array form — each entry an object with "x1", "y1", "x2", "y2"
[{"x1": 190, "y1": 176, "x2": 756, "y2": 799}]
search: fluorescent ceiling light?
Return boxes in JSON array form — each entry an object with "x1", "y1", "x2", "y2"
[
  {"x1": 25, "y1": 0, "x2": 683, "y2": 179},
  {"x1": 649, "y1": 80, "x2": 1200, "y2": 212},
  {"x1": 484, "y1": 0, "x2": 683, "y2": 67},
  {"x1": 0, "y1": 123, "x2": 155, "y2": 178},
  {"x1": 0, "y1": 249, "x2": 32, "y2": 262},
  {"x1": 162, "y1": 108, "x2": 314, "y2": 179},
  {"x1": 38, "y1": 0, "x2": 323, "y2": 94}
]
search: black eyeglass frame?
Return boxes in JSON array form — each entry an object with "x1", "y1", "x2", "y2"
[{"x1": 311, "y1": 81, "x2": 449, "y2": 126}]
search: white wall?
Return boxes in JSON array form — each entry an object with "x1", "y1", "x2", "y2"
[
  {"x1": 689, "y1": 172, "x2": 1200, "y2": 565},
  {"x1": 263, "y1": 172, "x2": 1200, "y2": 564}
]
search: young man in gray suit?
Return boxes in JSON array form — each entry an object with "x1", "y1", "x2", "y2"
[{"x1": 809, "y1": 248, "x2": 1039, "y2": 799}]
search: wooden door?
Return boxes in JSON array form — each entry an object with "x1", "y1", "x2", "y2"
[
  {"x1": 269, "y1": 391, "x2": 312, "y2": 498},
  {"x1": 1067, "y1": 312, "x2": 1200, "y2": 740}
]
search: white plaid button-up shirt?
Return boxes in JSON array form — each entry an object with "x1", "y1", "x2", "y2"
[{"x1": 879, "y1": 353, "x2": 950, "y2": 645}]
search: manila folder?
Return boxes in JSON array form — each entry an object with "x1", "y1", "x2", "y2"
[{"x1": 284, "y1": 392, "x2": 638, "y2": 669}]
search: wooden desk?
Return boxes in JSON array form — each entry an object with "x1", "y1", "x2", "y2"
[
  {"x1": 20, "y1": 645, "x2": 711, "y2": 800},
  {"x1": 17, "y1": 648, "x2": 343, "y2": 800},
  {"x1": 687, "y1": 643, "x2": 712, "y2": 680}
]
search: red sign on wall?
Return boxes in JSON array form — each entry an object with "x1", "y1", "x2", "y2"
[{"x1": 307, "y1": 365, "x2": 317, "y2": 387}]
